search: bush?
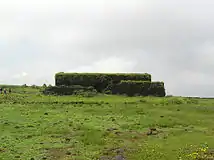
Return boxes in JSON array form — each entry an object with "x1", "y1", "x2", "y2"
[
  {"x1": 55, "y1": 72, "x2": 151, "y2": 92},
  {"x1": 22, "y1": 84, "x2": 27, "y2": 87},
  {"x1": 31, "y1": 85, "x2": 40, "y2": 89},
  {"x1": 73, "y1": 89, "x2": 97, "y2": 97},
  {"x1": 42, "y1": 85, "x2": 97, "y2": 96}
]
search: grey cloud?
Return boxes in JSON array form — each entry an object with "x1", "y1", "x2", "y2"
[{"x1": 0, "y1": 0, "x2": 214, "y2": 96}]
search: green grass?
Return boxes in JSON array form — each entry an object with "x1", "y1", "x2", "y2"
[{"x1": 0, "y1": 86, "x2": 214, "y2": 159}]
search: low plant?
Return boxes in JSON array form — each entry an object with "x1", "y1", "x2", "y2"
[{"x1": 179, "y1": 143, "x2": 213, "y2": 160}]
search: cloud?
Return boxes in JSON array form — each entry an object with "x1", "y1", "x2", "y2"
[
  {"x1": 12, "y1": 72, "x2": 28, "y2": 79},
  {"x1": 0, "y1": 0, "x2": 214, "y2": 97},
  {"x1": 69, "y1": 56, "x2": 136, "y2": 73}
]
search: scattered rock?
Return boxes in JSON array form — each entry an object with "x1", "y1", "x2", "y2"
[
  {"x1": 27, "y1": 125, "x2": 34, "y2": 128},
  {"x1": 0, "y1": 148, "x2": 6, "y2": 152},
  {"x1": 66, "y1": 151, "x2": 72, "y2": 155},
  {"x1": 115, "y1": 148, "x2": 125, "y2": 154},
  {"x1": 163, "y1": 135, "x2": 167, "y2": 139},
  {"x1": 110, "y1": 117, "x2": 116, "y2": 121},
  {"x1": 99, "y1": 156, "x2": 110, "y2": 160},
  {"x1": 26, "y1": 135, "x2": 33, "y2": 139},
  {"x1": 207, "y1": 149, "x2": 214, "y2": 154},
  {"x1": 147, "y1": 128, "x2": 158, "y2": 135},
  {"x1": 114, "y1": 131, "x2": 122, "y2": 135},
  {"x1": 107, "y1": 128, "x2": 118, "y2": 132},
  {"x1": 114, "y1": 155, "x2": 126, "y2": 160}
]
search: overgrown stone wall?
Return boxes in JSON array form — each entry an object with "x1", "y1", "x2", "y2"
[{"x1": 51, "y1": 72, "x2": 165, "y2": 97}]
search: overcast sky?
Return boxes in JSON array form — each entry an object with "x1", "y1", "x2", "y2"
[{"x1": 0, "y1": 0, "x2": 214, "y2": 97}]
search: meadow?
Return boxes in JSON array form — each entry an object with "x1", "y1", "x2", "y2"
[{"x1": 0, "y1": 85, "x2": 214, "y2": 160}]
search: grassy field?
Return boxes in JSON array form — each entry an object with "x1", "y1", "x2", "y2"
[{"x1": 0, "y1": 86, "x2": 214, "y2": 160}]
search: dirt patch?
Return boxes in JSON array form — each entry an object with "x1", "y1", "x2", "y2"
[
  {"x1": 99, "y1": 147, "x2": 127, "y2": 160},
  {"x1": 106, "y1": 128, "x2": 163, "y2": 143},
  {"x1": 0, "y1": 148, "x2": 6, "y2": 153},
  {"x1": 47, "y1": 146, "x2": 73, "y2": 160}
]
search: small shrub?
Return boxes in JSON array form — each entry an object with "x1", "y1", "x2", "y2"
[
  {"x1": 178, "y1": 143, "x2": 213, "y2": 160},
  {"x1": 22, "y1": 84, "x2": 27, "y2": 87},
  {"x1": 42, "y1": 85, "x2": 97, "y2": 96},
  {"x1": 74, "y1": 90, "x2": 97, "y2": 97}
]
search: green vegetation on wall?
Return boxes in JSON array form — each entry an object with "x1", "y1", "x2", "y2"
[
  {"x1": 112, "y1": 80, "x2": 165, "y2": 97},
  {"x1": 54, "y1": 72, "x2": 165, "y2": 97},
  {"x1": 148, "y1": 81, "x2": 166, "y2": 97},
  {"x1": 42, "y1": 85, "x2": 96, "y2": 95},
  {"x1": 55, "y1": 72, "x2": 152, "y2": 91}
]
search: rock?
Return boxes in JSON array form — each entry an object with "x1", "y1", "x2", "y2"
[
  {"x1": 114, "y1": 155, "x2": 126, "y2": 160},
  {"x1": 107, "y1": 128, "x2": 118, "y2": 131},
  {"x1": 115, "y1": 148, "x2": 125, "y2": 154},
  {"x1": 147, "y1": 128, "x2": 157, "y2": 135},
  {"x1": 66, "y1": 151, "x2": 72, "y2": 155},
  {"x1": 114, "y1": 131, "x2": 122, "y2": 135},
  {"x1": 15, "y1": 155, "x2": 20, "y2": 158},
  {"x1": 99, "y1": 156, "x2": 110, "y2": 160},
  {"x1": 27, "y1": 125, "x2": 34, "y2": 128}
]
